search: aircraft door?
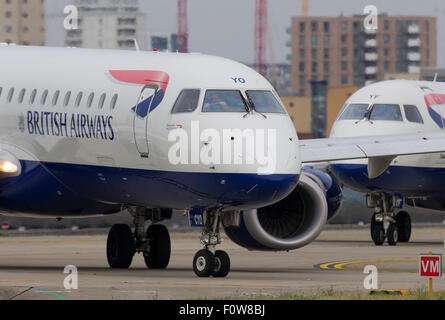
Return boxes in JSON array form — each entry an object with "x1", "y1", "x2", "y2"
[{"x1": 133, "y1": 84, "x2": 159, "y2": 158}]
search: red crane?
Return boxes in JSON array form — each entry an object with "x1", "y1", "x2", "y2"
[
  {"x1": 177, "y1": 0, "x2": 188, "y2": 53},
  {"x1": 255, "y1": 0, "x2": 267, "y2": 75}
]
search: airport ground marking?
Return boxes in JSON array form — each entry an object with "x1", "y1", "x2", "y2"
[
  {"x1": 26, "y1": 286, "x2": 67, "y2": 300},
  {"x1": 316, "y1": 257, "x2": 417, "y2": 271}
]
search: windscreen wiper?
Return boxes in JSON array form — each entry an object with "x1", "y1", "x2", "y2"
[{"x1": 246, "y1": 96, "x2": 267, "y2": 119}]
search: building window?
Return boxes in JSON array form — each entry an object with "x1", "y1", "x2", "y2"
[
  {"x1": 323, "y1": 21, "x2": 330, "y2": 33},
  {"x1": 311, "y1": 35, "x2": 317, "y2": 46},
  {"x1": 299, "y1": 48, "x2": 305, "y2": 58},
  {"x1": 324, "y1": 35, "x2": 330, "y2": 47},
  {"x1": 384, "y1": 20, "x2": 390, "y2": 30},
  {"x1": 384, "y1": 61, "x2": 390, "y2": 71},
  {"x1": 341, "y1": 61, "x2": 347, "y2": 71},
  {"x1": 384, "y1": 48, "x2": 390, "y2": 56},
  {"x1": 341, "y1": 47, "x2": 347, "y2": 57},
  {"x1": 311, "y1": 21, "x2": 318, "y2": 32},
  {"x1": 341, "y1": 34, "x2": 347, "y2": 43},
  {"x1": 311, "y1": 48, "x2": 317, "y2": 59},
  {"x1": 312, "y1": 62, "x2": 317, "y2": 73},
  {"x1": 341, "y1": 75, "x2": 348, "y2": 85},
  {"x1": 324, "y1": 62, "x2": 329, "y2": 73},
  {"x1": 299, "y1": 35, "x2": 305, "y2": 46},
  {"x1": 341, "y1": 21, "x2": 348, "y2": 30},
  {"x1": 384, "y1": 35, "x2": 390, "y2": 43},
  {"x1": 299, "y1": 62, "x2": 305, "y2": 72},
  {"x1": 299, "y1": 22, "x2": 305, "y2": 32},
  {"x1": 323, "y1": 48, "x2": 329, "y2": 59},
  {"x1": 299, "y1": 75, "x2": 305, "y2": 87}
]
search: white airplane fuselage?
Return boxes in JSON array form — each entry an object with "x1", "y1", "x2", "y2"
[
  {"x1": 330, "y1": 80, "x2": 445, "y2": 209},
  {"x1": 0, "y1": 45, "x2": 299, "y2": 217}
]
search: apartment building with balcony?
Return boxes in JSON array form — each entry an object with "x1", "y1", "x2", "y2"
[
  {"x1": 65, "y1": 0, "x2": 147, "y2": 51},
  {"x1": 289, "y1": 15, "x2": 437, "y2": 96}
]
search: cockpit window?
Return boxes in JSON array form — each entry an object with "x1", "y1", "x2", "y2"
[
  {"x1": 404, "y1": 105, "x2": 424, "y2": 124},
  {"x1": 202, "y1": 90, "x2": 248, "y2": 112},
  {"x1": 245, "y1": 90, "x2": 286, "y2": 113},
  {"x1": 171, "y1": 89, "x2": 201, "y2": 113},
  {"x1": 338, "y1": 104, "x2": 369, "y2": 120},
  {"x1": 369, "y1": 104, "x2": 403, "y2": 121}
]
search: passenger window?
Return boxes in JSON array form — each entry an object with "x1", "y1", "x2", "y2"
[
  {"x1": 41, "y1": 90, "x2": 48, "y2": 105},
  {"x1": 29, "y1": 89, "x2": 37, "y2": 104},
  {"x1": 86, "y1": 93, "x2": 94, "y2": 108},
  {"x1": 0, "y1": 87, "x2": 2, "y2": 99},
  {"x1": 110, "y1": 94, "x2": 118, "y2": 110},
  {"x1": 52, "y1": 90, "x2": 60, "y2": 106},
  {"x1": 404, "y1": 105, "x2": 424, "y2": 124},
  {"x1": 338, "y1": 103, "x2": 369, "y2": 120},
  {"x1": 98, "y1": 93, "x2": 106, "y2": 109},
  {"x1": 64, "y1": 91, "x2": 71, "y2": 107},
  {"x1": 75, "y1": 92, "x2": 83, "y2": 107},
  {"x1": 171, "y1": 89, "x2": 200, "y2": 113},
  {"x1": 18, "y1": 89, "x2": 26, "y2": 104},
  {"x1": 7, "y1": 88, "x2": 14, "y2": 103},
  {"x1": 246, "y1": 90, "x2": 285, "y2": 113},
  {"x1": 369, "y1": 104, "x2": 403, "y2": 121},
  {"x1": 202, "y1": 90, "x2": 248, "y2": 112}
]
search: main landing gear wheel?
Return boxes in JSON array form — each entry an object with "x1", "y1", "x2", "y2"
[
  {"x1": 213, "y1": 250, "x2": 231, "y2": 278},
  {"x1": 107, "y1": 224, "x2": 135, "y2": 268},
  {"x1": 193, "y1": 249, "x2": 215, "y2": 277},
  {"x1": 371, "y1": 213, "x2": 385, "y2": 246},
  {"x1": 144, "y1": 224, "x2": 171, "y2": 269},
  {"x1": 396, "y1": 211, "x2": 411, "y2": 243},
  {"x1": 386, "y1": 223, "x2": 398, "y2": 246}
]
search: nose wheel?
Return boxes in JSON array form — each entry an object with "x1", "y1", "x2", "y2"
[
  {"x1": 193, "y1": 249, "x2": 231, "y2": 278},
  {"x1": 192, "y1": 210, "x2": 231, "y2": 277}
]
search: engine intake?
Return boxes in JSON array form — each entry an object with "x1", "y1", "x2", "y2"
[{"x1": 224, "y1": 173, "x2": 334, "y2": 251}]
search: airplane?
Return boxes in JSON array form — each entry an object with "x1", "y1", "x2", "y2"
[
  {"x1": 302, "y1": 79, "x2": 445, "y2": 246},
  {"x1": 1, "y1": 45, "x2": 445, "y2": 278}
]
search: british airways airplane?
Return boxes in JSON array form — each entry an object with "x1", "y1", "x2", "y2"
[
  {"x1": 302, "y1": 80, "x2": 445, "y2": 247},
  {"x1": 1, "y1": 45, "x2": 445, "y2": 277}
]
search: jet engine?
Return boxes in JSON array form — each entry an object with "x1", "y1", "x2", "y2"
[{"x1": 223, "y1": 168, "x2": 343, "y2": 251}]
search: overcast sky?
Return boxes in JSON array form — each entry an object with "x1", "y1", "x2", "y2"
[{"x1": 46, "y1": 0, "x2": 445, "y2": 66}]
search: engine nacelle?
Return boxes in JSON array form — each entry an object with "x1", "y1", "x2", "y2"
[{"x1": 223, "y1": 169, "x2": 343, "y2": 251}]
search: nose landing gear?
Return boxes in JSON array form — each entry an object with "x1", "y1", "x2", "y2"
[{"x1": 192, "y1": 210, "x2": 231, "y2": 278}]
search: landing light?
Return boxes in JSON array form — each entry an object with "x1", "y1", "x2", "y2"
[{"x1": 0, "y1": 161, "x2": 18, "y2": 173}]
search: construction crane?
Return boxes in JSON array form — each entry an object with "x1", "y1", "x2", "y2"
[
  {"x1": 254, "y1": 0, "x2": 267, "y2": 76},
  {"x1": 177, "y1": 0, "x2": 188, "y2": 53}
]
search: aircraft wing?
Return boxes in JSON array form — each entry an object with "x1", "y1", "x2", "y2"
[{"x1": 299, "y1": 132, "x2": 445, "y2": 178}]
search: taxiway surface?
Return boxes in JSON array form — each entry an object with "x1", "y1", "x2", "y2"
[{"x1": 0, "y1": 226, "x2": 444, "y2": 300}]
